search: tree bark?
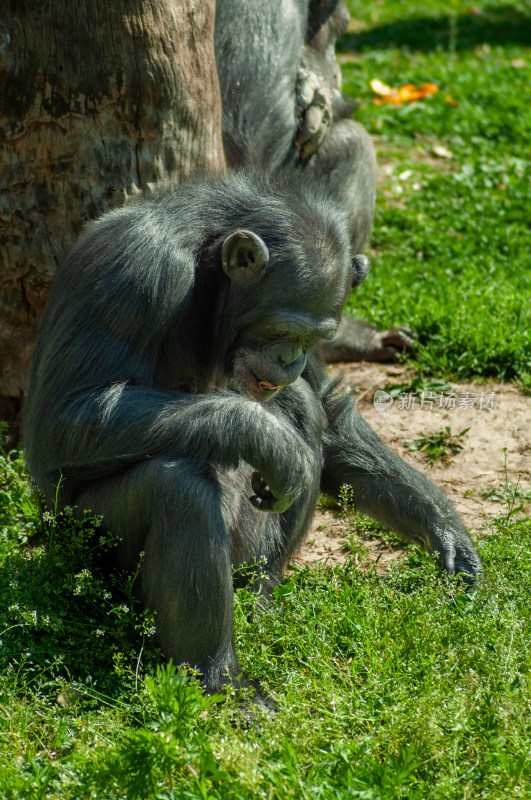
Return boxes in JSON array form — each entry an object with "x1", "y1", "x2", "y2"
[{"x1": 0, "y1": 0, "x2": 225, "y2": 438}]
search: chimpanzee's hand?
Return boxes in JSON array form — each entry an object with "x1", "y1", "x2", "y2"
[
  {"x1": 248, "y1": 434, "x2": 316, "y2": 514},
  {"x1": 295, "y1": 68, "x2": 332, "y2": 159},
  {"x1": 249, "y1": 472, "x2": 296, "y2": 513},
  {"x1": 427, "y1": 527, "x2": 483, "y2": 586}
]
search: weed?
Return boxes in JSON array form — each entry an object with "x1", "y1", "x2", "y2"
[
  {"x1": 381, "y1": 374, "x2": 451, "y2": 400},
  {"x1": 481, "y1": 481, "x2": 531, "y2": 505},
  {"x1": 482, "y1": 449, "x2": 531, "y2": 526},
  {"x1": 517, "y1": 373, "x2": 531, "y2": 395},
  {"x1": 404, "y1": 425, "x2": 469, "y2": 465},
  {"x1": 338, "y1": 483, "x2": 356, "y2": 516},
  {"x1": 0, "y1": 423, "x2": 40, "y2": 545}
]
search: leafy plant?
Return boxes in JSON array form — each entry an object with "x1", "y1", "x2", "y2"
[
  {"x1": 481, "y1": 450, "x2": 531, "y2": 526},
  {"x1": 77, "y1": 664, "x2": 225, "y2": 800},
  {"x1": 379, "y1": 374, "x2": 452, "y2": 400},
  {"x1": 404, "y1": 425, "x2": 469, "y2": 465},
  {"x1": 518, "y1": 373, "x2": 531, "y2": 395},
  {"x1": 481, "y1": 481, "x2": 531, "y2": 505},
  {"x1": 0, "y1": 422, "x2": 40, "y2": 545}
]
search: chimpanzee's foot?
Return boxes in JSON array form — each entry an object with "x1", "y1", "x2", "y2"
[
  {"x1": 319, "y1": 315, "x2": 416, "y2": 362},
  {"x1": 294, "y1": 68, "x2": 332, "y2": 159}
]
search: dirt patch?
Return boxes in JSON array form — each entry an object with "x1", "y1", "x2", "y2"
[{"x1": 295, "y1": 363, "x2": 531, "y2": 573}]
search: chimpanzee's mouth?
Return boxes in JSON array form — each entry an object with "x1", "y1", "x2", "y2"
[
  {"x1": 248, "y1": 371, "x2": 283, "y2": 400},
  {"x1": 257, "y1": 379, "x2": 282, "y2": 392},
  {"x1": 231, "y1": 359, "x2": 284, "y2": 401}
]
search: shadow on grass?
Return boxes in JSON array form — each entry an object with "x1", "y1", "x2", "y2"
[
  {"x1": 339, "y1": 5, "x2": 531, "y2": 53},
  {"x1": 0, "y1": 526, "x2": 157, "y2": 699}
]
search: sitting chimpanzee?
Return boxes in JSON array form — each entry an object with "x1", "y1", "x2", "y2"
[
  {"x1": 215, "y1": 0, "x2": 415, "y2": 360},
  {"x1": 24, "y1": 171, "x2": 481, "y2": 698}
]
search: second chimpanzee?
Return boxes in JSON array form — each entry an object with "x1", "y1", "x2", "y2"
[
  {"x1": 215, "y1": 0, "x2": 414, "y2": 361},
  {"x1": 24, "y1": 171, "x2": 481, "y2": 698},
  {"x1": 216, "y1": 0, "x2": 375, "y2": 252}
]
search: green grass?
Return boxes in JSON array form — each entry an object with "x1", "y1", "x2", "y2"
[
  {"x1": 341, "y1": 0, "x2": 531, "y2": 382},
  {"x1": 2, "y1": 2, "x2": 531, "y2": 797},
  {"x1": 1, "y1": 436, "x2": 531, "y2": 799}
]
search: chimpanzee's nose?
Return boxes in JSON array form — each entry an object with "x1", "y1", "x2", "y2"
[{"x1": 269, "y1": 342, "x2": 303, "y2": 367}]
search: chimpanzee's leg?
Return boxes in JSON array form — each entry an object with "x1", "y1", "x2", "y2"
[{"x1": 74, "y1": 458, "x2": 240, "y2": 692}]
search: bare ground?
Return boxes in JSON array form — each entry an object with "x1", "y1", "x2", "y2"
[{"x1": 294, "y1": 363, "x2": 531, "y2": 573}]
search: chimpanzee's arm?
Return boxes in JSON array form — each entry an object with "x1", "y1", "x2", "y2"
[
  {"x1": 28, "y1": 381, "x2": 315, "y2": 516},
  {"x1": 321, "y1": 393, "x2": 482, "y2": 580}
]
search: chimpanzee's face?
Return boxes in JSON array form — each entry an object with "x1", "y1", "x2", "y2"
[
  {"x1": 220, "y1": 226, "x2": 367, "y2": 402},
  {"x1": 229, "y1": 259, "x2": 351, "y2": 402}
]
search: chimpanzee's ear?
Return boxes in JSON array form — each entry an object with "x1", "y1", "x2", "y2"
[
  {"x1": 221, "y1": 229, "x2": 269, "y2": 284},
  {"x1": 351, "y1": 254, "x2": 370, "y2": 287}
]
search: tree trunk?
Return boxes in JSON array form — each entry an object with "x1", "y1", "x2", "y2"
[{"x1": 0, "y1": 0, "x2": 225, "y2": 439}]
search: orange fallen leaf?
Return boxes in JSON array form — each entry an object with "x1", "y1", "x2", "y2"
[
  {"x1": 445, "y1": 95, "x2": 458, "y2": 106},
  {"x1": 371, "y1": 79, "x2": 439, "y2": 106},
  {"x1": 373, "y1": 96, "x2": 401, "y2": 106}
]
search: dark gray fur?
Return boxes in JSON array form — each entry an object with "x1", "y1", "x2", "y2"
[{"x1": 24, "y1": 171, "x2": 481, "y2": 697}]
